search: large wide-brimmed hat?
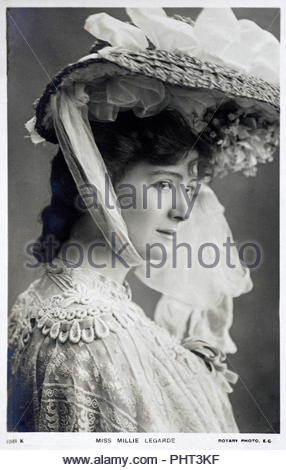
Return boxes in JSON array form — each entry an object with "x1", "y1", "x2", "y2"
[
  {"x1": 26, "y1": 8, "x2": 279, "y2": 178},
  {"x1": 26, "y1": 8, "x2": 276, "y2": 353}
]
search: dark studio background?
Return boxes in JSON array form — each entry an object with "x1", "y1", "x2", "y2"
[{"x1": 7, "y1": 7, "x2": 280, "y2": 433}]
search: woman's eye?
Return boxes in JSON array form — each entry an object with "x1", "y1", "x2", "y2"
[
  {"x1": 185, "y1": 184, "x2": 197, "y2": 194},
  {"x1": 154, "y1": 181, "x2": 174, "y2": 190}
]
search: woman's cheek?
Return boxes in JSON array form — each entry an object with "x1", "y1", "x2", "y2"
[
  {"x1": 118, "y1": 187, "x2": 170, "y2": 256},
  {"x1": 120, "y1": 208, "x2": 154, "y2": 255}
]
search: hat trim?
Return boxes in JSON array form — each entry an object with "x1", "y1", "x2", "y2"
[{"x1": 35, "y1": 48, "x2": 279, "y2": 142}]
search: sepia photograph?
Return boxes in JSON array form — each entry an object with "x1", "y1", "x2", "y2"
[{"x1": 3, "y1": 1, "x2": 282, "y2": 454}]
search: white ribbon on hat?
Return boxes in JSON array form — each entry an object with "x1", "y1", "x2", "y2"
[{"x1": 84, "y1": 8, "x2": 279, "y2": 84}]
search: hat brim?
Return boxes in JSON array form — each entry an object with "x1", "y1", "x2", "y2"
[{"x1": 35, "y1": 47, "x2": 279, "y2": 144}]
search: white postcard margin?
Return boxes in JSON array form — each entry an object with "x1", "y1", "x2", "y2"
[{"x1": 0, "y1": 0, "x2": 285, "y2": 466}]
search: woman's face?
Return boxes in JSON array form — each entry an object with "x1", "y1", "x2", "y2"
[{"x1": 115, "y1": 150, "x2": 199, "y2": 260}]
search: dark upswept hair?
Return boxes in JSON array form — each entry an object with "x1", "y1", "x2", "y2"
[{"x1": 34, "y1": 108, "x2": 213, "y2": 262}]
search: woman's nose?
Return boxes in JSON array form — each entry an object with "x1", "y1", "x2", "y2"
[{"x1": 168, "y1": 186, "x2": 189, "y2": 221}]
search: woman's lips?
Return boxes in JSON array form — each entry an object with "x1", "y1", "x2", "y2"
[{"x1": 156, "y1": 229, "x2": 176, "y2": 240}]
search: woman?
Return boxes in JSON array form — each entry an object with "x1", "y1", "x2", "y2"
[{"x1": 8, "y1": 8, "x2": 279, "y2": 432}]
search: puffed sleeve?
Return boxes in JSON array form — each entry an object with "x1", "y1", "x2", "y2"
[
  {"x1": 8, "y1": 282, "x2": 105, "y2": 432},
  {"x1": 8, "y1": 278, "x2": 139, "y2": 432},
  {"x1": 154, "y1": 293, "x2": 238, "y2": 354},
  {"x1": 8, "y1": 283, "x2": 40, "y2": 432},
  {"x1": 34, "y1": 339, "x2": 104, "y2": 432}
]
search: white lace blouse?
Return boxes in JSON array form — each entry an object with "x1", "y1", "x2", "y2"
[{"x1": 8, "y1": 263, "x2": 238, "y2": 432}]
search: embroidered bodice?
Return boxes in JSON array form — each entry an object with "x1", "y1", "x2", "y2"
[{"x1": 8, "y1": 264, "x2": 238, "y2": 433}]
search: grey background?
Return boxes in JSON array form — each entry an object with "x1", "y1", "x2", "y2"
[{"x1": 8, "y1": 7, "x2": 279, "y2": 433}]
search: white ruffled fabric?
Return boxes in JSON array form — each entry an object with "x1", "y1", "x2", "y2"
[
  {"x1": 87, "y1": 75, "x2": 168, "y2": 122},
  {"x1": 84, "y1": 8, "x2": 279, "y2": 84},
  {"x1": 84, "y1": 12, "x2": 148, "y2": 51},
  {"x1": 25, "y1": 116, "x2": 46, "y2": 144},
  {"x1": 135, "y1": 184, "x2": 252, "y2": 353},
  {"x1": 154, "y1": 294, "x2": 237, "y2": 354}
]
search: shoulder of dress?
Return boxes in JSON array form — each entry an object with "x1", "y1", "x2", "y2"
[
  {"x1": 32, "y1": 273, "x2": 142, "y2": 345},
  {"x1": 10, "y1": 265, "x2": 143, "y2": 351},
  {"x1": 8, "y1": 277, "x2": 45, "y2": 373},
  {"x1": 9, "y1": 277, "x2": 42, "y2": 340},
  {"x1": 9, "y1": 269, "x2": 69, "y2": 341},
  {"x1": 11, "y1": 277, "x2": 42, "y2": 310}
]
